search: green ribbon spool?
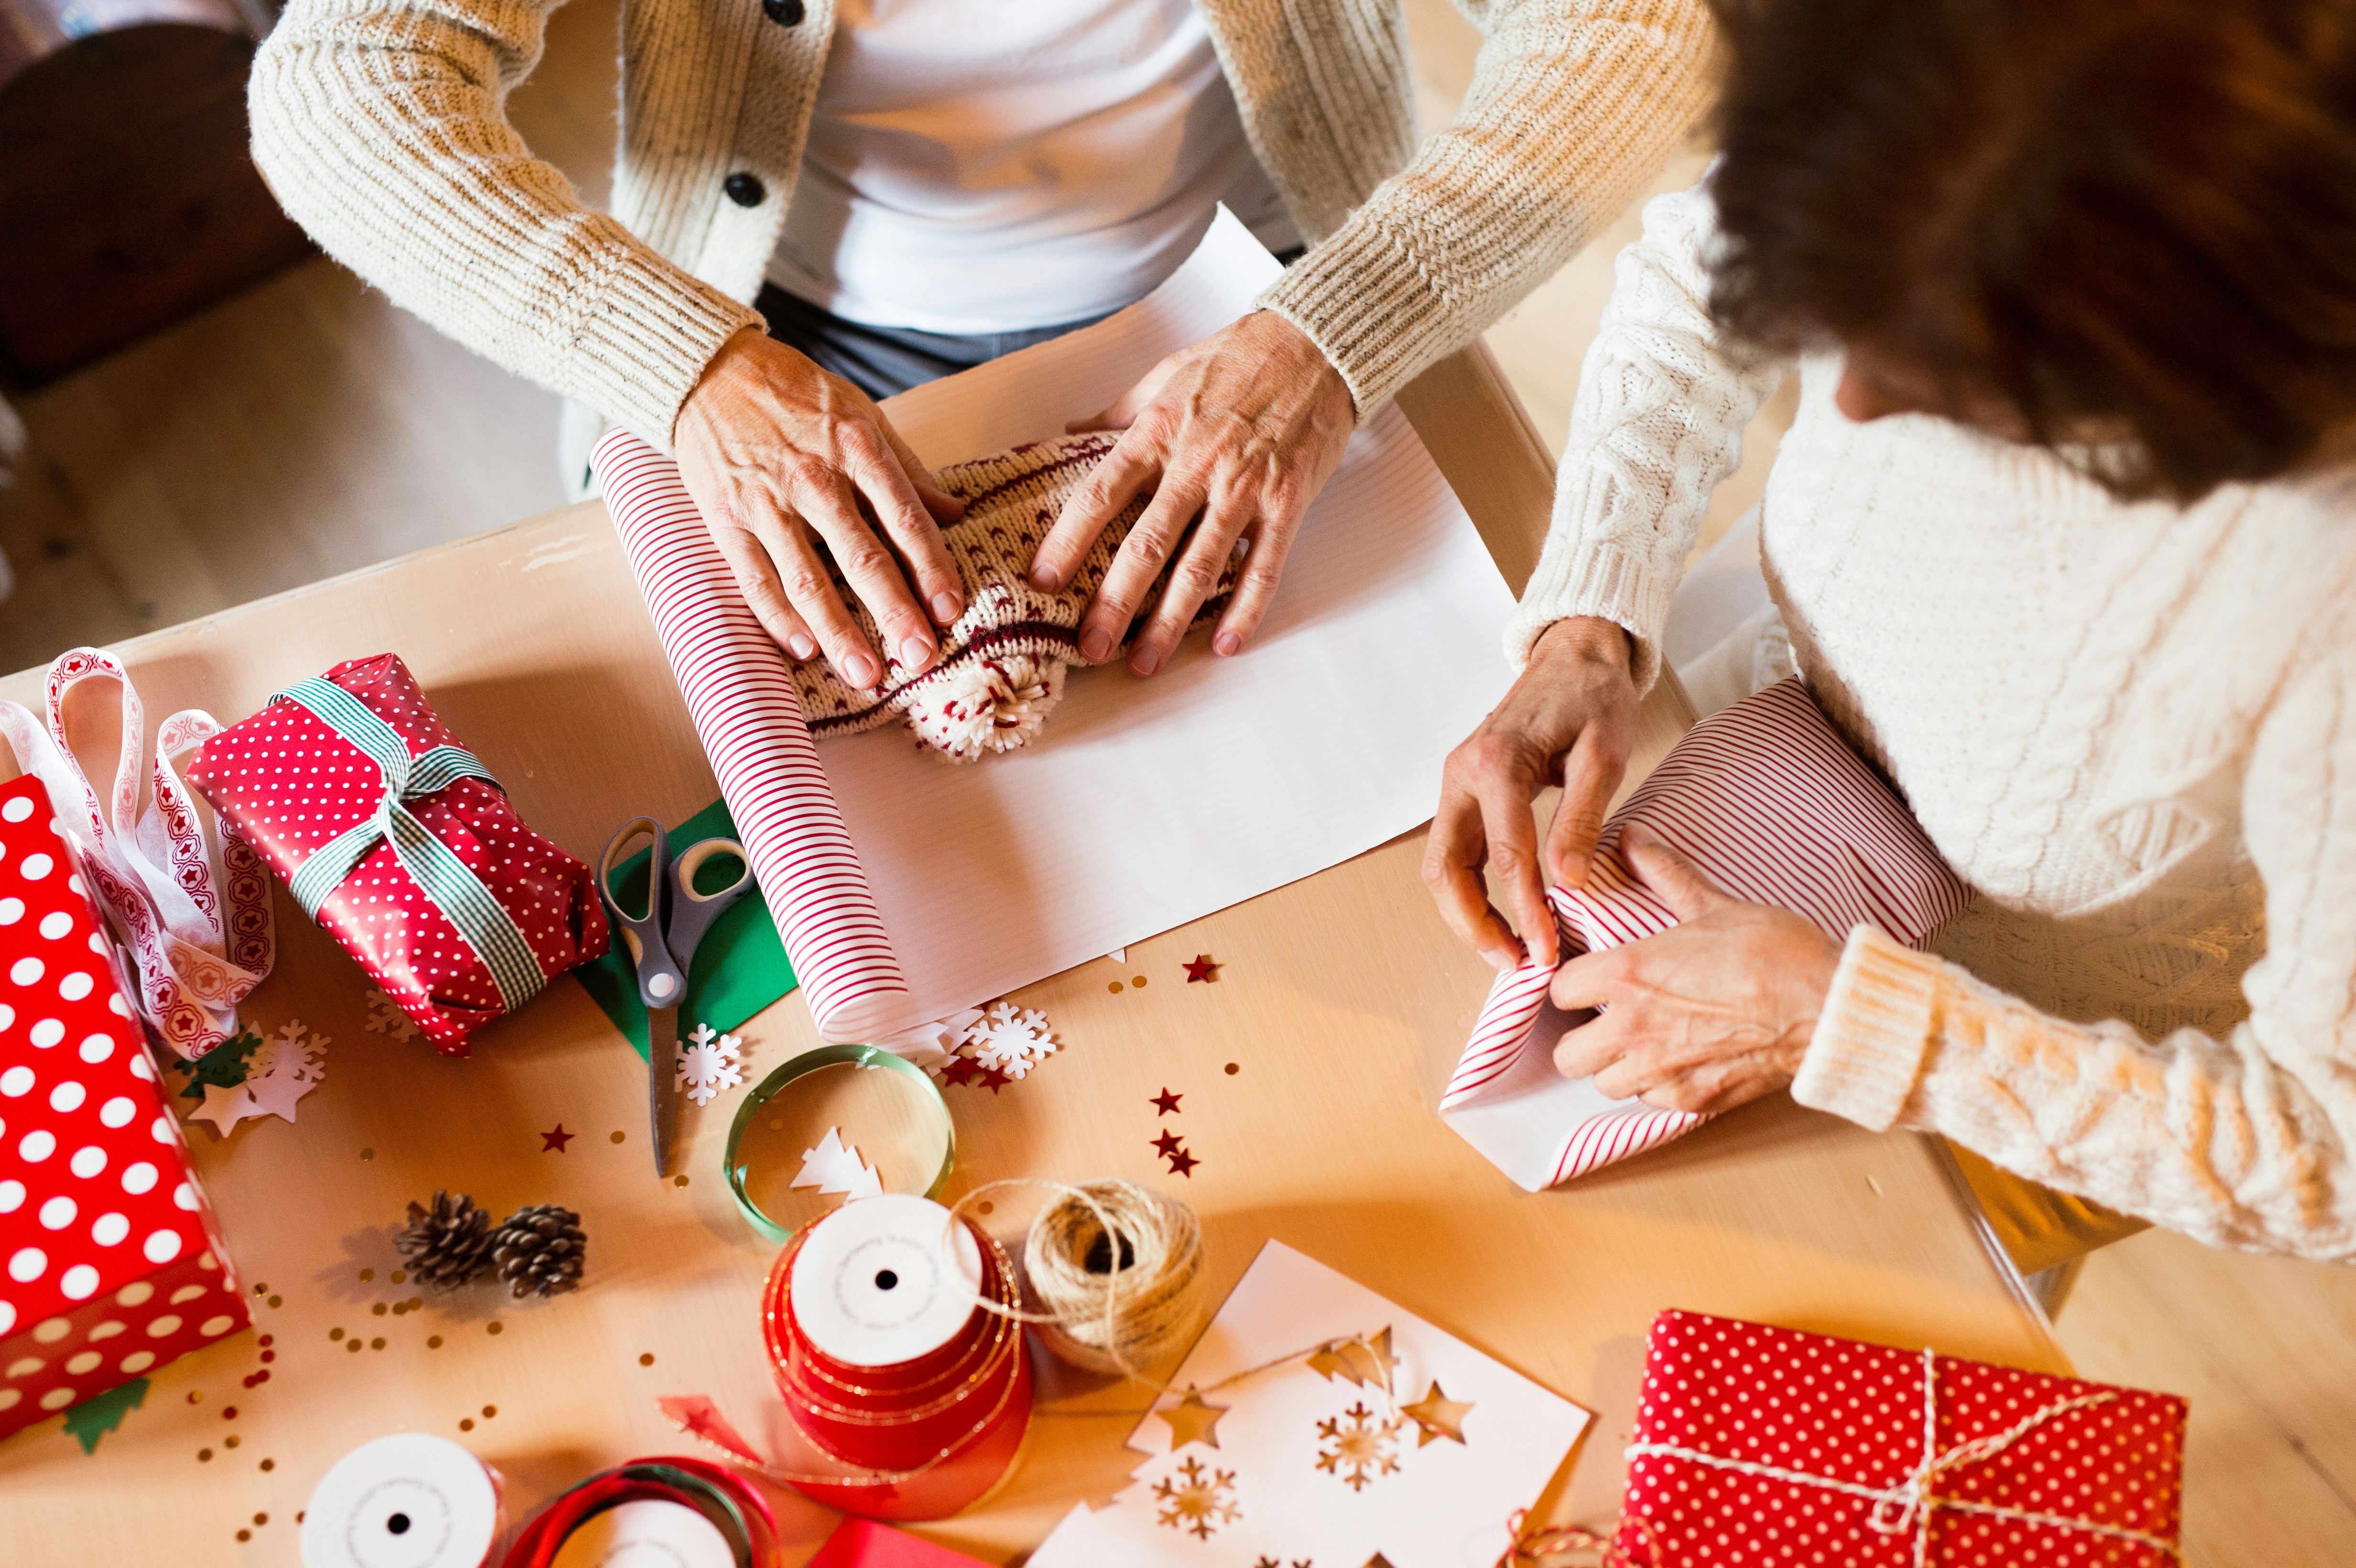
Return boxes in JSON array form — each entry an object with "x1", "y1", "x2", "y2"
[
  {"x1": 724, "y1": 1044, "x2": 957, "y2": 1244},
  {"x1": 274, "y1": 676, "x2": 547, "y2": 1012}
]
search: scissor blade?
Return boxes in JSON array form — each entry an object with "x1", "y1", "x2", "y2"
[{"x1": 649, "y1": 1005, "x2": 680, "y2": 1179}]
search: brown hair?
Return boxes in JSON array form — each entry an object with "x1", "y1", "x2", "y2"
[{"x1": 1705, "y1": 0, "x2": 2356, "y2": 502}]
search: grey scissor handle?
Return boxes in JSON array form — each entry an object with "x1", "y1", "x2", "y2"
[
  {"x1": 662, "y1": 836, "x2": 753, "y2": 973},
  {"x1": 597, "y1": 816, "x2": 686, "y2": 1012}
]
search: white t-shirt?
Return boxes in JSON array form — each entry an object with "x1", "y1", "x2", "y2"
[{"x1": 765, "y1": 0, "x2": 1293, "y2": 335}]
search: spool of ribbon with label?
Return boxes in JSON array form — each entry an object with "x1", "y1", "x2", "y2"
[
  {"x1": 730, "y1": 1193, "x2": 1033, "y2": 1521},
  {"x1": 300, "y1": 1433, "x2": 505, "y2": 1568},
  {"x1": 502, "y1": 1457, "x2": 777, "y2": 1568},
  {"x1": 593, "y1": 431, "x2": 910, "y2": 1043}
]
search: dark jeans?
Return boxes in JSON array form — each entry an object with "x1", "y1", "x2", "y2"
[{"x1": 754, "y1": 283, "x2": 1109, "y2": 400}]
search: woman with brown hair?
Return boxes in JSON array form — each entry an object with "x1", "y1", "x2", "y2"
[{"x1": 1428, "y1": 0, "x2": 2356, "y2": 1263}]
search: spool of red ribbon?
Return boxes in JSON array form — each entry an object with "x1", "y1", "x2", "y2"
[
  {"x1": 502, "y1": 1456, "x2": 777, "y2": 1568},
  {"x1": 762, "y1": 1194, "x2": 1033, "y2": 1520}
]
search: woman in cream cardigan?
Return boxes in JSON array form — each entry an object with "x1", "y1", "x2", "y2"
[
  {"x1": 248, "y1": 0, "x2": 1713, "y2": 694},
  {"x1": 1431, "y1": 0, "x2": 2356, "y2": 1263}
]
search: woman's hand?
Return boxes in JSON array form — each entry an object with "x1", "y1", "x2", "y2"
[
  {"x1": 1551, "y1": 824, "x2": 1841, "y2": 1115},
  {"x1": 1027, "y1": 310, "x2": 1355, "y2": 676},
  {"x1": 1424, "y1": 617, "x2": 1639, "y2": 971},
  {"x1": 674, "y1": 327, "x2": 969, "y2": 690}
]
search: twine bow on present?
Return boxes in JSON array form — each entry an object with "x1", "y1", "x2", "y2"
[
  {"x1": 273, "y1": 676, "x2": 548, "y2": 1012},
  {"x1": 1620, "y1": 1348, "x2": 2181, "y2": 1567}
]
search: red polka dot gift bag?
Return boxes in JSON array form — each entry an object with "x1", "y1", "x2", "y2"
[
  {"x1": 186, "y1": 654, "x2": 610, "y2": 1055},
  {"x1": 0, "y1": 771, "x2": 251, "y2": 1443},
  {"x1": 1613, "y1": 1310, "x2": 2186, "y2": 1567}
]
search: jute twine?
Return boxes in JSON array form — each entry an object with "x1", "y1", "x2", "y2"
[{"x1": 946, "y1": 1178, "x2": 1209, "y2": 1382}]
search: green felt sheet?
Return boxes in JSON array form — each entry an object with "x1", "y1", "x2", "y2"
[{"x1": 572, "y1": 797, "x2": 798, "y2": 1060}]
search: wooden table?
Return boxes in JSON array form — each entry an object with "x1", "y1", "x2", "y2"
[{"x1": 0, "y1": 345, "x2": 2061, "y2": 1565}]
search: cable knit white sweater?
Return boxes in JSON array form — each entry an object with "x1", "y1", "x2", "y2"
[{"x1": 1514, "y1": 180, "x2": 2356, "y2": 1262}]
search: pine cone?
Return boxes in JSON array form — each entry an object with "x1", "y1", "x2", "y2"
[
  {"x1": 393, "y1": 1190, "x2": 495, "y2": 1290},
  {"x1": 489, "y1": 1203, "x2": 587, "y2": 1299}
]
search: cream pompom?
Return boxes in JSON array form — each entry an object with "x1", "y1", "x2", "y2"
[{"x1": 902, "y1": 654, "x2": 1068, "y2": 763}]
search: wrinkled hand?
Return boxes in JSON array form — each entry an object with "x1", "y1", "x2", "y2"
[
  {"x1": 1028, "y1": 310, "x2": 1355, "y2": 676},
  {"x1": 1550, "y1": 824, "x2": 1841, "y2": 1115},
  {"x1": 674, "y1": 327, "x2": 968, "y2": 690},
  {"x1": 1424, "y1": 617, "x2": 1639, "y2": 971}
]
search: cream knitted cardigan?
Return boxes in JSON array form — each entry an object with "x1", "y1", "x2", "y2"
[
  {"x1": 1515, "y1": 180, "x2": 2356, "y2": 1262},
  {"x1": 246, "y1": 0, "x2": 1715, "y2": 450}
]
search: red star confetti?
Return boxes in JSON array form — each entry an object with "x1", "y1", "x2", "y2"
[
  {"x1": 541, "y1": 1124, "x2": 575, "y2": 1152},
  {"x1": 1152, "y1": 1131, "x2": 1185, "y2": 1158},
  {"x1": 1166, "y1": 1147, "x2": 1200, "y2": 1178},
  {"x1": 1151, "y1": 1088, "x2": 1184, "y2": 1115},
  {"x1": 1183, "y1": 954, "x2": 1220, "y2": 983},
  {"x1": 977, "y1": 1063, "x2": 1014, "y2": 1094},
  {"x1": 941, "y1": 1054, "x2": 985, "y2": 1088}
]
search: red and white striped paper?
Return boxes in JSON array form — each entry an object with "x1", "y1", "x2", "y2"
[
  {"x1": 593, "y1": 432, "x2": 910, "y2": 1043},
  {"x1": 1440, "y1": 678, "x2": 1971, "y2": 1190}
]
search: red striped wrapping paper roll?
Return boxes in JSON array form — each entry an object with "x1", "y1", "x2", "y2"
[
  {"x1": 593, "y1": 431, "x2": 910, "y2": 1043},
  {"x1": 1439, "y1": 677, "x2": 1972, "y2": 1189}
]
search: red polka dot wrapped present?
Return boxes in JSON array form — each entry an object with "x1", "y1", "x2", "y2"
[
  {"x1": 186, "y1": 654, "x2": 610, "y2": 1054},
  {"x1": 1614, "y1": 1310, "x2": 2186, "y2": 1566},
  {"x1": 1, "y1": 772, "x2": 250, "y2": 1443}
]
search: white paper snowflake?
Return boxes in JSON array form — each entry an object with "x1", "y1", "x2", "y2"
[
  {"x1": 960, "y1": 1001, "x2": 1058, "y2": 1078},
  {"x1": 242, "y1": 1019, "x2": 329, "y2": 1125},
  {"x1": 675, "y1": 1023, "x2": 745, "y2": 1106},
  {"x1": 363, "y1": 988, "x2": 420, "y2": 1043}
]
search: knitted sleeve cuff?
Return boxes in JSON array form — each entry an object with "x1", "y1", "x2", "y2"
[
  {"x1": 1256, "y1": 209, "x2": 1455, "y2": 421},
  {"x1": 1501, "y1": 540, "x2": 1678, "y2": 691},
  {"x1": 1792, "y1": 925, "x2": 1945, "y2": 1132},
  {"x1": 555, "y1": 233, "x2": 765, "y2": 450}
]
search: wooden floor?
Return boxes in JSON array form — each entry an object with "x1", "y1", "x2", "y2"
[{"x1": 1, "y1": 1, "x2": 2349, "y2": 1559}]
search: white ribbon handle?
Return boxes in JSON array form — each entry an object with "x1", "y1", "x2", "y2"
[{"x1": 0, "y1": 647, "x2": 274, "y2": 1059}]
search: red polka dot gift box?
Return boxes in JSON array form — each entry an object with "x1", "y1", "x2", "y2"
[
  {"x1": 1614, "y1": 1309, "x2": 2185, "y2": 1567},
  {"x1": 186, "y1": 653, "x2": 609, "y2": 1055},
  {"x1": 1, "y1": 773, "x2": 250, "y2": 1443}
]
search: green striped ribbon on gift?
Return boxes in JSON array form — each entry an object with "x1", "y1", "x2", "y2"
[{"x1": 275, "y1": 676, "x2": 548, "y2": 1013}]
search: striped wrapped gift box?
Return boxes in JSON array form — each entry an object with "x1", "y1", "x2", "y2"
[{"x1": 1440, "y1": 677, "x2": 1971, "y2": 1189}]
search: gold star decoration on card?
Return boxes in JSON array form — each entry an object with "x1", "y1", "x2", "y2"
[
  {"x1": 1156, "y1": 1386, "x2": 1230, "y2": 1451},
  {"x1": 1401, "y1": 1379, "x2": 1475, "y2": 1446}
]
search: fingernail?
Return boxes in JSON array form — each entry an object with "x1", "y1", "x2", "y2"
[
  {"x1": 931, "y1": 591, "x2": 962, "y2": 624},
  {"x1": 787, "y1": 634, "x2": 818, "y2": 661},
  {"x1": 1079, "y1": 626, "x2": 1113, "y2": 663},
  {"x1": 1130, "y1": 647, "x2": 1162, "y2": 677},
  {"x1": 900, "y1": 634, "x2": 936, "y2": 671},
  {"x1": 845, "y1": 652, "x2": 880, "y2": 689},
  {"x1": 1032, "y1": 565, "x2": 1064, "y2": 593},
  {"x1": 1213, "y1": 631, "x2": 1241, "y2": 657}
]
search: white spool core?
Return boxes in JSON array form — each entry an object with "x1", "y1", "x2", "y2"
[
  {"x1": 300, "y1": 1433, "x2": 501, "y2": 1568},
  {"x1": 548, "y1": 1499, "x2": 735, "y2": 1568},
  {"x1": 789, "y1": 1192, "x2": 984, "y2": 1368}
]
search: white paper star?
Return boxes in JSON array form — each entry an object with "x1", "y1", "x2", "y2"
[{"x1": 187, "y1": 1079, "x2": 262, "y2": 1136}]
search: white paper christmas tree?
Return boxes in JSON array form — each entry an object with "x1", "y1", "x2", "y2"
[{"x1": 789, "y1": 1127, "x2": 883, "y2": 1200}]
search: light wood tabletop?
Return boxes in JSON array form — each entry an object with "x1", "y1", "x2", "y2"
[{"x1": 0, "y1": 344, "x2": 2061, "y2": 1565}]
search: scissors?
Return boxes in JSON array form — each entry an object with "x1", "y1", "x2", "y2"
[{"x1": 596, "y1": 816, "x2": 755, "y2": 1178}]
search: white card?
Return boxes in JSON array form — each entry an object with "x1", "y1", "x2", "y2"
[{"x1": 1028, "y1": 1240, "x2": 1591, "y2": 1567}]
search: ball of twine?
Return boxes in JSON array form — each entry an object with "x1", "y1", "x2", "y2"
[{"x1": 1021, "y1": 1180, "x2": 1207, "y2": 1376}]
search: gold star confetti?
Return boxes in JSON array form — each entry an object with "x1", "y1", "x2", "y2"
[
  {"x1": 1401, "y1": 1380, "x2": 1475, "y2": 1446},
  {"x1": 1156, "y1": 1387, "x2": 1231, "y2": 1451}
]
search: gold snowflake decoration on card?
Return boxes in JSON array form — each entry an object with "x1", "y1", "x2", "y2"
[
  {"x1": 1154, "y1": 1455, "x2": 1241, "y2": 1539},
  {"x1": 1316, "y1": 1400, "x2": 1404, "y2": 1492}
]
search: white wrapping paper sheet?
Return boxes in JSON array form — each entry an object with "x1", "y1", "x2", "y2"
[{"x1": 826, "y1": 210, "x2": 1520, "y2": 1031}]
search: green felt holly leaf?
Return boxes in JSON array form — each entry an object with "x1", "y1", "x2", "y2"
[
  {"x1": 62, "y1": 1377, "x2": 149, "y2": 1454},
  {"x1": 174, "y1": 1030, "x2": 260, "y2": 1100}
]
